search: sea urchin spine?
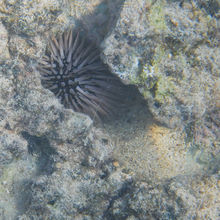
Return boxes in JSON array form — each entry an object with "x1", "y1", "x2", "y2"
[{"x1": 37, "y1": 29, "x2": 129, "y2": 120}]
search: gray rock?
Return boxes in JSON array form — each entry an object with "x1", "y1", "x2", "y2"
[
  {"x1": 103, "y1": 0, "x2": 220, "y2": 128},
  {"x1": 128, "y1": 174, "x2": 220, "y2": 220}
]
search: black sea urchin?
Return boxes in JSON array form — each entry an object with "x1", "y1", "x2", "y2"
[{"x1": 37, "y1": 29, "x2": 129, "y2": 120}]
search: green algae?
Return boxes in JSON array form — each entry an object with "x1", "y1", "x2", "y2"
[
  {"x1": 130, "y1": 45, "x2": 176, "y2": 105},
  {"x1": 149, "y1": 0, "x2": 167, "y2": 32}
]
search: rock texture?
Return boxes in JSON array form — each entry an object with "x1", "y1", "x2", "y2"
[
  {"x1": 103, "y1": 0, "x2": 220, "y2": 129},
  {"x1": 0, "y1": 0, "x2": 219, "y2": 219}
]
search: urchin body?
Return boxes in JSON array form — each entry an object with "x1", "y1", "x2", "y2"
[{"x1": 37, "y1": 29, "x2": 128, "y2": 120}]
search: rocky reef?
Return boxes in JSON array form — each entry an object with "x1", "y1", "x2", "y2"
[{"x1": 0, "y1": 0, "x2": 219, "y2": 219}]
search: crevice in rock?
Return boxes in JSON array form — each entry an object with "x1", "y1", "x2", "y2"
[
  {"x1": 102, "y1": 180, "x2": 137, "y2": 220},
  {"x1": 21, "y1": 131, "x2": 57, "y2": 176}
]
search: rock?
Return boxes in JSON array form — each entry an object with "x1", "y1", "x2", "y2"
[
  {"x1": 0, "y1": 0, "x2": 219, "y2": 219},
  {"x1": 103, "y1": 0, "x2": 220, "y2": 128},
  {"x1": 128, "y1": 174, "x2": 220, "y2": 220},
  {"x1": 0, "y1": 131, "x2": 31, "y2": 219},
  {"x1": 0, "y1": 22, "x2": 10, "y2": 60}
]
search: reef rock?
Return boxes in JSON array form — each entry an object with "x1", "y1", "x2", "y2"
[
  {"x1": 103, "y1": 0, "x2": 220, "y2": 129},
  {"x1": 0, "y1": 0, "x2": 219, "y2": 219}
]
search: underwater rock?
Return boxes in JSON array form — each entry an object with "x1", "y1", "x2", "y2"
[
  {"x1": 103, "y1": 0, "x2": 220, "y2": 129},
  {"x1": 0, "y1": 0, "x2": 219, "y2": 219}
]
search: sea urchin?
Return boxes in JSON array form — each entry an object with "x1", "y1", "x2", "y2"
[{"x1": 37, "y1": 29, "x2": 129, "y2": 120}]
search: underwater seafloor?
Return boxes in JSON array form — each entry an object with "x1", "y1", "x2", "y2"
[{"x1": 0, "y1": 0, "x2": 219, "y2": 219}]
